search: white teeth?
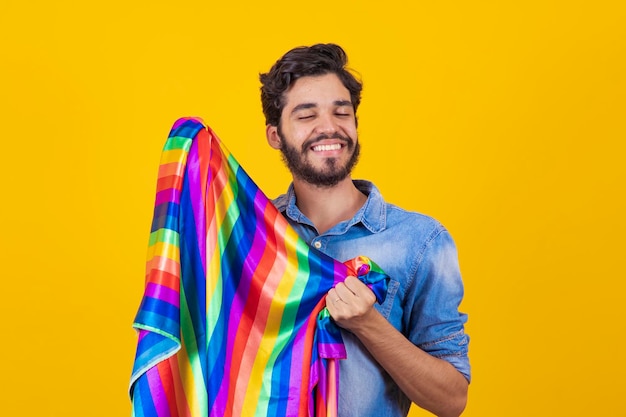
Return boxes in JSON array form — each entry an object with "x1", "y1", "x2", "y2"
[{"x1": 312, "y1": 144, "x2": 342, "y2": 151}]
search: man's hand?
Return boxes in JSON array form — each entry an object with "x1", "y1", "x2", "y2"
[
  {"x1": 326, "y1": 276, "x2": 377, "y2": 331},
  {"x1": 325, "y1": 275, "x2": 468, "y2": 417}
]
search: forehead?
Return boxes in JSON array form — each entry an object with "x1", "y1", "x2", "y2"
[{"x1": 283, "y1": 73, "x2": 351, "y2": 109}]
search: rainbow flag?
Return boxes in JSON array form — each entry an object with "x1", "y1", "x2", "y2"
[{"x1": 129, "y1": 118, "x2": 389, "y2": 417}]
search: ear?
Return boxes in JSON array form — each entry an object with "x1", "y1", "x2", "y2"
[{"x1": 266, "y1": 125, "x2": 281, "y2": 149}]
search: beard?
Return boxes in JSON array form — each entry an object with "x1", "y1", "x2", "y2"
[{"x1": 277, "y1": 127, "x2": 360, "y2": 188}]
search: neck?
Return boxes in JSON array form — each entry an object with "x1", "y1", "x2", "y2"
[{"x1": 291, "y1": 176, "x2": 367, "y2": 234}]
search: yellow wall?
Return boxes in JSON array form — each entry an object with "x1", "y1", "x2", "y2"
[{"x1": 1, "y1": 1, "x2": 624, "y2": 416}]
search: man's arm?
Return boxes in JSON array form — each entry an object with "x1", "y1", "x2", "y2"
[{"x1": 327, "y1": 276, "x2": 468, "y2": 417}]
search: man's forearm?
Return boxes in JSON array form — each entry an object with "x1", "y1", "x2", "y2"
[{"x1": 351, "y1": 309, "x2": 468, "y2": 417}]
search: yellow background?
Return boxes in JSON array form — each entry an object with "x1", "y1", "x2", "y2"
[{"x1": 1, "y1": 1, "x2": 624, "y2": 416}]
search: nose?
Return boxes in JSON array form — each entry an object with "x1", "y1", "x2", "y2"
[{"x1": 314, "y1": 113, "x2": 339, "y2": 136}]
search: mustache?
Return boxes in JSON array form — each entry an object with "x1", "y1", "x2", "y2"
[{"x1": 301, "y1": 133, "x2": 354, "y2": 152}]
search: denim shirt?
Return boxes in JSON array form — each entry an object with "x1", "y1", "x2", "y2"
[{"x1": 273, "y1": 180, "x2": 470, "y2": 417}]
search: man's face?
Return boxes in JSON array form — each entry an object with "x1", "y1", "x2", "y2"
[{"x1": 267, "y1": 73, "x2": 360, "y2": 187}]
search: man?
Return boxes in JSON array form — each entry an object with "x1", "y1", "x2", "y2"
[{"x1": 260, "y1": 44, "x2": 470, "y2": 417}]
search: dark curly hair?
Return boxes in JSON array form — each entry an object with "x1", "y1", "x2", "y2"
[{"x1": 259, "y1": 43, "x2": 363, "y2": 127}]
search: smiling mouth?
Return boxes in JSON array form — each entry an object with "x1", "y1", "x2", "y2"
[{"x1": 311, "y1": 143, "x2": 342, "y2": 152}]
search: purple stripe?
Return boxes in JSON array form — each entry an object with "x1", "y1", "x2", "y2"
[
  {"x1": 186, "y1": 137, "x2": 206, "y2": 271},
  {"x1": 317, "y1": 342, "x2": 347, "y2": 359},
  {"x1": 146, "y1": 366, "x2": 171, "y2": 417},
  {"x1": 172, "y1": 118, "x2": 188, "y2": 129},
  {"x1": 145, "y1": 283, "x2": 180, "y2": 308},
  {"x1": 332, "y1": 262, "x2": 347, "y2": 286},
  {"x1": 138, "y1": 329, "x2": 149, "y2": 342},
  {"x1": 155, "y1": 188, "x2": 180, "y2": 206},
  {"x1": 285, "y1": 325, "x2": 308, "y2": 417}
]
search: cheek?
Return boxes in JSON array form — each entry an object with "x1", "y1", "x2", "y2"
[
  {"x1": 292, "y1": 128, "x2": 315, "y2": 145},
  {"x1": 343, "y1": 123, "x2": 358, "y2": 139}
]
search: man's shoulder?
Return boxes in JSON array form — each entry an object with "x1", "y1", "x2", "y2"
[
  {"x1": 355, "y1": 179, "x2": 447, "y2": 237},
  {"x1": 272, "y1": 193, "x2": 289, "y2": 212},
  {"x1": 382, "y1": 202, "x2": 446, "y2": 237}
]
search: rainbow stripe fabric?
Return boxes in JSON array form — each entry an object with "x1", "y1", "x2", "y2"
[{"x1": 129, "y1": 117, "x2": 389, "y2": 417}]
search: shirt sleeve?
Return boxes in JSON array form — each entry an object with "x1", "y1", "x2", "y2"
[{"x1": 405, "y1": 227, "x2": 471, "y2": 382}]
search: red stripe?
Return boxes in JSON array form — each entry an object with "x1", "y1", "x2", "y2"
[
  {"x1": 145, "y1": 269, "x2": 180, "y2": 291},
  {"x1": 168, "y1": 356, "x2": 193, "y2": 417},
  {"x1": 157, "y1": 175, "x2": 184, "y2": 193},
  {"x1": 205, "y1": 131, "x2": 224, "y2": 229},
  {"x1": 300, "y1": 297, "x2": 327, "y2": 415}
]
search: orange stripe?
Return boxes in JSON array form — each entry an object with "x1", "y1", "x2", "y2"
[
  {"x1": 146, "y1": 256, "x2": 180, "y2": 277},
  {"x1": 158, "y1": 161, "x2": 185, "y2": 179}
]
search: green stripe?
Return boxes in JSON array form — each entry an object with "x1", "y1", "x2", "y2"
[
  {"x1": 163, "y1": 135, "x2": 193, "y2": 151},
  {"x1": 149, "y1": 228, "x2": 180, "y2": 247},
  {"x1": 179, "y1": 282, "x2": 208, "y2": 416}
]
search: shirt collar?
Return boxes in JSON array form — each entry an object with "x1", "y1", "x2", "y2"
[{"x1": 278, "y1": 180, "x2": 387, "y2": 234}]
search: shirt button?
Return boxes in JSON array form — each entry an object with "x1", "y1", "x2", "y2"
[{"x1": 313, "y1": 241, "x2": 322, "y2": 249}]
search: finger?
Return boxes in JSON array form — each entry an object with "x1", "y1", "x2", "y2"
[
  {"x1": 342, "y1": 276, "x2": 366, "y2": 293},
  {"x1": 327, "y1": 288, "x2": 345, "y2": 305},
  {"x1": 342, "y1": 276, "x2": 376, "y2": 305},
  {"x1": 334, "y1": 283, "x2": 356, "y2": 303}
]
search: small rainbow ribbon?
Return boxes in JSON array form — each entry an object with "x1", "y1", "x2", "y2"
[{"x1": 129, "y1": 117, "x2": 389, "y2": 417}]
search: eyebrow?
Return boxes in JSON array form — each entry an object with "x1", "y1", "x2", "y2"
[
  {"x1": 290, "y1": 100, "x2": 353, "y2": 115},
  {"x1": 334, "y1": 100, "x2": 352, "y2": 108},
  {"x1": 291, "y1": 103, "x2": 317, "y2": 114}
]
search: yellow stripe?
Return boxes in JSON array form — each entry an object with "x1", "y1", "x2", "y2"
[
  {"x1": 160, "y1": 148, "x2": 188, "y2": 165},
  {"x1": 206, "y1": 169, "x2": 235, "y2": 341},
  {"x1": 178, "y1": 315, "x2": 205, "y2": 417},
  {"x1": 146, "y1": 241, "x2": 179, "y2": 263}
]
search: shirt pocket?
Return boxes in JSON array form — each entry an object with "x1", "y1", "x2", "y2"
[{"x1": 375, "y1": 278, "x2": 400, "y2": 319}]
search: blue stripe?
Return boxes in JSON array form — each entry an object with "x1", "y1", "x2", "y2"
[
  {"x1": 179, "y1": 158, "x2": 208, "y2": 390},
  {"x1": 169, "y1": 119, "x2": 205, "y2": 141},
  {"x1": 136, "y1": 372, "x2": 158, "y2": 417},
  {"x1": 151, "y1": 202, "x2": 181, "y2": 233}
]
